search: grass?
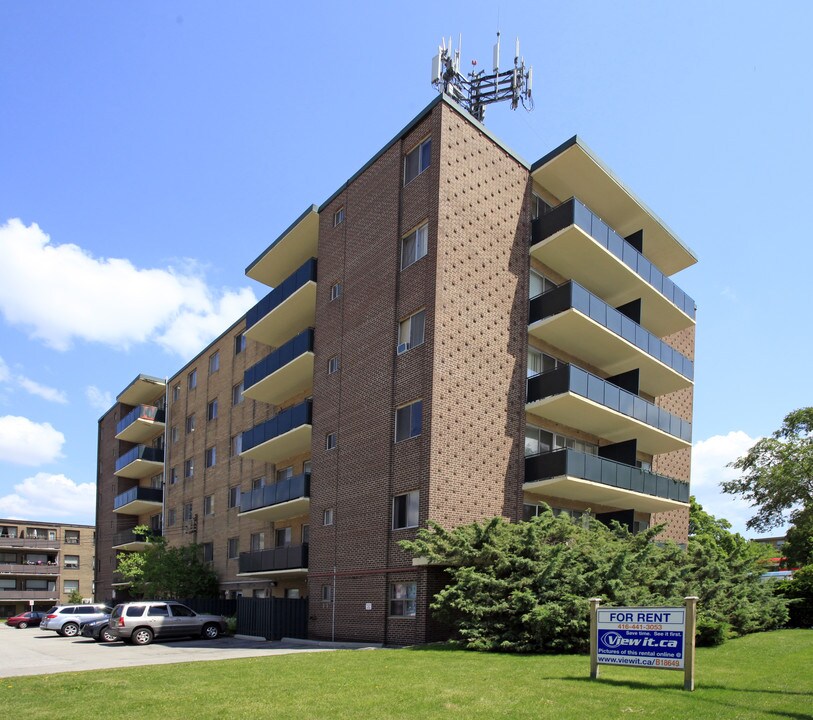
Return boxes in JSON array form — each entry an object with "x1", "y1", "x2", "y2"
[{"x1": 1, "y1": 630, "x2": 811, "y2": 719}]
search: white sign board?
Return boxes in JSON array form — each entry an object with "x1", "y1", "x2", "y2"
[{"x1": 596, "y1": 606, "x2": 686, "y2": 669}]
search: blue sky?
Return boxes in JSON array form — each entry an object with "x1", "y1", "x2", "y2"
[{"x1": 1, "y1": 1, "x2": 811, "y2": 536}]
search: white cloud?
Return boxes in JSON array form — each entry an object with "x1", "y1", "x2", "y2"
[
  {"x1": 691, "y1": 430, "x2": 766, "y2": 537},
  {"x1": 0, "y1": 218, "x2": 257, "y2": 357},
  {"x1": 16, "y1": 376, "x2": 68, "y2": 404},
  {"x1": 0, "y1": 472, "x2": 95, "y2": 525},
  {"x1": 86, "y1": 385, "x2": 114, "y2": 412},
  {"x1": 0, "y1": 415, "x2": 65, "y2": 466}
]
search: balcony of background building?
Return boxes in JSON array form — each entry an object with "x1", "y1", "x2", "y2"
[
  {"x1": 0, "y1": 589, "x2": 59, "y2": 601},
  {"x1": 238, "y1": 544, "x2": 308, "y2": 577},
  {"x1": 112, "y1": 527, "x2": 162, "y2": 551},
  {"x1": 243, "y1": 329, "x2": 315, "y2": 406},
  {"x1": 245, "y1": 258, "x2": 317, "y2": 348},
  {"x1": 246, "y1": 205, "x2": 319, "y2": 288},
  {"x1": 0, "y1": 536, "x2": 60, "y2": 550},
  {"x1": 530, "y1": 198, "x2": 695, "y2": 336},
  {"x1": 115, "y1": 404, "x2": 166, "y2": 444},
  {"x1": 116, "y1": 374, "x2": 166, "y2": 407},
  {"x1": 524, "y1": 448, "x2": 689, "y2": 513},
  {"x1": 239, "y1": 472, "x2": 310, "y2": 522},
  {"x1": 530, "y1": 136, "x2": 697, "y2": 276},
  {"x1": 113, "y1": 486, "x2": 163, "y2": 515},
  {"x1": 241, "y1": 400, "x2": 312, "y2": 465},
  {"x1": 528, "y1": 281, "x2": 693, "y2": 397},
  {"x1": 0, "y1": 563, "x2": 60, "y2": 576},
  {"x1": 526, "y1": 364, "x2": 691, "y2": 456},
  {"x1": 114, "y1": 445, "x2": 164, "y2": 479}
]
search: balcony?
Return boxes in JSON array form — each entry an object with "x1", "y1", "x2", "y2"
[
  {"x1": 113, "y1": 486, "x2": 164, "y2": 515},
  {"x1": 528, "y1": 281, "x2": 693, "y2": 397},
  {"x1": 0, "y1": 563, "x2": 60, "y2": 576},
  {"x1": 0, "y1": 536, "x2": 60, "y2": 550},
  {"x1": 531, "y1": 198, "x2": 695, "y2": 336},
  {"x1": 245, "y1": 258, "x2": 317, "y2": 348},
  {"x1": 239, "y1": 473, "x2": 310, "y2": 522},
  {"x1": 246, "y1": 206, "x2": 319, "y2": 288},
  {"x1": 114, "y1": 445, "x2": 164, "y2": 479},
  {"x1": 117, "y1": 374, "x2": 166, "y2": 407},
  {"x1": 241, "y1": 400, "x2": 312, "y2": 465},
  {"x1": 0, "y1": 589, "x2": 58, "y2": 601},
  {"x1": 530, "y1": 136, "x2": 697, "y2": 275},
  {"x1": 243, "y1": 329, "x2": 315, "y2": 406},
  {"x1": 526, "y1": 365, "x2": 691, "y2": 456},
  {"x1": 524, "y1": 448, "x2": 689, "y2": 513},
  {"x1": 238, "y1": 544, "x2": 309, "y2": 577},
  {"x1": 112, "y1": 528, "x2": 161, "y2": 551},
  {"x1": 115, "y1": 405, "x2": 166, "y2": 443}
]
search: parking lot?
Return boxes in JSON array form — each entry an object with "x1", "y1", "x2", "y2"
[{"x1": 0, "y1": 624, "x2": 333, "y2": 677}]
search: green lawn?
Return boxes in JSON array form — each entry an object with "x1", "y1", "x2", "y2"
[{"x1": 2, "y1": 630, "x2": 811, "y2": 719}]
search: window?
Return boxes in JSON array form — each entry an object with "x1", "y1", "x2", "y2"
[
  {"x1": 170, "y1": 467, "x2": 178, "y2": 485},
  {"x1": 303, "y1": 460, "x2": 312, "y2": 475},
  {"x1": 390, "y1": 582, "x2": 416, "y2": 617},
  {"x1": 395, "y1": 400, "x2": 422, "y2": 442},
  {"x1": 167, "y1": 508, "x2": 176, "y2": 527},
  {"x1": 232, "y1": 434, "x2": 243, "y2": 456},
  {"x1": 209, "y1": 351, "x2": 220, "y2": 374},
  {"x1": 398, "y1": 310, "x2": 425, "y2": 354},
  {"x1": 531, "y1": 193, "x2": 552, "y2": 220},
  {"x1": 228, "y1": 537, "x2": 240, "y2": 559},
  {"x1": 321, "y1": 585, "x2": 334, "y2": 602},
  {"x1": 333, "y1": 206, "x2": 345, "y2": 226},
  {"x1": 202, "y1": 542, "x2": 214, "y2": 563},
  {"x1": 524, "y1": 425, "x2": 598, "y2": 457},
  {"x1": 276, "y1": 466, "x2": 293, "y2": 483},
  {"x1": 323, "y1": 508, "x2": 334, "y2": 526},
  {"x1": 275, "y1": 527, "x2": 291, "y2": 548},
  {"x1": 64, "y1": 530, "x2": 80, "y2": 544},
  {"x1": 148, "y1": 604, "x2": 169, "y2": 617},
  {"x1": 235, "y1": 332, "x2": 246, "y2": 354},
  {"x1": 170, "y1": 425, "x2": 179, "y2": 443},
  {"x1": 150, "y1": 473, "x2": 163, "y2": 489},
  {"x1": 529, "y1": 270, "x2": 556, "y2": 299},
  {"x1": 204, "y1": 495, "x2": 214, "y2": 515},
  {"x1": 186, "y1": 414, "x2": 196, "y2": 433},
  {"x1": 63, "y1": 579, "x2": 80, "y2": 594},
  {"x1": 393, "y1": 490, "x2": 420, "y2": 530},
  {"x1": 184, "y1": 458, "x2": 194, "y2": 478},
  {"x1": 232, "y1": 381, "x2": 244, "y2": 405},
  {"x1": 301, "y1": 524, "x2": 310, "y2": 544},
  {"x1": 183, "y1": 503, "x2": 193, "y2": 521},
  {"x1": 285, "y1": 588, "x2": 301, "y2": 599},
  {"x1": 172, "y1": 384, "x2": 181, "y2": 402},
  {"x1": 228, "y1": 485, "x2": 240, "y2": 509},
  {"x1": 527, "y1": 349, "x2": 561, "y2": 378},
  {"x1": 188, "y1": 369, "x2": 197, "y2": 389},
  {"x1": 64, "y1": 555, "x2": 79, "y2": 569},
  {"x1": 404, "y1": 137, "x2": 431, "y2": 184},
  {"x1": 252, "y1": 476, "x2": 265, "y2": 490},
  {"x1": 401, "y1": 223, "x2": 428, "y2": 270},
  {"x1": 326, "y1": 432, "x2": 337, "y2": 450},
  {"x1": 327, "y1": 356, "x2": 340, "y2": 375},
  {"x1": 250, "y1": 532, "x2": 265, "y2": 551},
  {"x1": 207, "y1": 399, "x2": 218, "y2": 420},
  {"x1": 205, "y1": 446, "x2": 216, "y2": 468},
  {"x1": 330, "y1": 282, "x2": 342, "y2": 301}
]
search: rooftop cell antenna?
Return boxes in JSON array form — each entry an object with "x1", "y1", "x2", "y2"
[{"x1": 431, "y1": 31, "x2": 533, "y2": 123}]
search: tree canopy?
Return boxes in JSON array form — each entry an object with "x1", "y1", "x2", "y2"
[{"x1": 723, "y1": 407, "x2": 813, "y2": 532}]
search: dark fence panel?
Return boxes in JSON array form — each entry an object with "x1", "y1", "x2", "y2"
[
  {"x1": 177, "y1": 598, "x2": 237, "y2": 617},
  {"x1": 236, "y1": 596, "x2": 308, "y2": 640}
]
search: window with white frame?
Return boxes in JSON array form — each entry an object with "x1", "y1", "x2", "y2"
[
  {"x1": 209, "y1": 351, "x2": 220, "y2": 374},
  {"x1": 531, "y1": 193, "x2": 553, "y2": 220},
  {"x1": 333, "y1": 206, "x2": 345, "y2": 226},
  {"x1": 275, "y1": 527, "x2": 291, "y2": 548},
  {"x1": 327, "y1": 356, "x2": 340, "y2": 375},
  {"x1": 250, "y1": 532, "x2": 265, "y2": 551},
  {"x1": 203, "y1": 495, "x2": 214, "y2": 515},
  {"x1": 404, "y1": 137, "x2": 431, "y2": 185},
  {"x1": 527, "y1": 348, "x2": 561, "y2": 378},
  {"x1": 235, "y1": 332, "x2": 246, "y2": 354},
  {"x1": 205, "y1": 446, "x2": 216, "y2": 468},
  {"x1": 390, "y1": 582, "x2": 416, "y2": 617},
  {"x1": 228, "y1": 485, "x2": 240, "y2": 509},
  {"x1": 326, "y1": 432, "x2": 337, "y2": 450},
  {"x1": 529, "y1": 269, "x2": 556, "y2": 299},
  {"x1": 172, "y1": 384, "x2": 181, "y2": 402},
  {"x1": 207, "y1": 399, "x2": 218, "y2": 420},
  {"x1": 64, "y1": 555, "x2": 79, "y2": 569},
  {"x1": 186, "y1": 414, "x2": 196, "y2": 433},
  {"x1": 167, "y1": 508, "x2": 176, "y2": 526},
  {"x1": 63, "y1": 579, "x2": 79, "y2": 594},
  {"x1": 228, "y1": 537, "x2": 239, "y2": 559},
  {"x1": 323, "y1": 508, "x2": 334, "y2": 526},
  {"x1": 183, "y1": 503, "x2": 193, "y2": 521},
  {"x1": 322, "y1": 584, "x2": 334, "y2": 602},
  {"x1": 170, "y1": 467, "x2": 178, "y2": 485},
  {"x1": 231, "y1": 434, "x2": 242, "y2": 456},
  {"x1": 398, "y1": 309, "x2": 425, "y2": 354},
  {"x1": 184, "y1": 458, "x2": 194, "y2": 478},
  {"x1": 252, "y1": 476, "x2": 265, "y2": 490},
  {"x1": 233, "y1": 381, "x2": 244, "y2": 405},
  {"x1": 202, "y1": 542, "x2": 214, "y2": 563},
  {"x1": 276, "y1": 466, "x2": 293, "y2": 482},
  {"x1": 401, "y1": 223, "x2": 428, "y2": 270},
  {"x1": 188, "y1": 369, "x2": 197, "y2": 390},
  {"x1": 393, "y1": 490, "x2": 419, "y2": 530},
  {"x1": 330, "y1": 282, "x2": 342, "y2": 301},
  {"x1": 524, "y1": 425, "x2": 599, "y2": 458},
  {"x1": 395, "y1": 400, "x2": 422, "y2": 442}
]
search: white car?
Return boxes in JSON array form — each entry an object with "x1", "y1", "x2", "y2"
[{"x1": 40, "y1": 604, "x2": 113, "y2": 637}]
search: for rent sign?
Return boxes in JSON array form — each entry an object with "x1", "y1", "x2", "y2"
[{"x1": 596, "y1": 607, "x2": 685, "y2": 669}]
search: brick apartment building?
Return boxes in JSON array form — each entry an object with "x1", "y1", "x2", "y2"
[
  {"x1": 1, "y1": 519, "x2": 95, "y2": 617},
  {"x1": 95, "y1": 93, "x2": 697, "y2": 644}
]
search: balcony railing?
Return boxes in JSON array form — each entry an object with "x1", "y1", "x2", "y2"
[
  {"x1": 0, "y1": 563, "x2": 60, "y2": 576},
  {"x1": 0, "y1": 588, "x2": 58, "y2": 599},
  {"x1": 116, "y1": 405, "x2": 166, "y2": 435},
  {"x1": 532, "y1": 198, "x2": 695, "y2": 319},
  {"x1": 238, "y1": 544, "x2": 309, "y2": 574},
  {"x1": 529, "y1": 280, "x2": 694, "y2": 381},
  {"x1": 115, "y1": 445, "x2": 164, "y2": 473},
  {"x1": 113, "y1": 486, "x2": 164, "y2": 511},
  {"x1": 246, "y1": 258, "x2": 317, "y2": 332},
  {"x1": 525, "y1": 448, "x2": 690, "y2": 504},
  {"x1": 240, "y1": 473, "x2": 310, "y2": 514},
  {"x1": 527, "y1": 364, "x2": 692, "y2": 443},
  {"x1": 0, "y1": 536, "x2": 60, "y2": 549},
  {"x1": 241, "y1": 400, "x2": 312, "y2": 455},
  {"x1": 244, "y1": 329, "x2": 314, "y2": 391},
  {"x1": 113, "y1": 528, "x2": 161, "y2": 547}
]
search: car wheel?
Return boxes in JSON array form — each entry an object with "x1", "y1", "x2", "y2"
[
  {"x1": 202, "y1": 623, "x2": 220, "y2": 640},
  {"x1": 62, "y1": 622, "x2": 80, "y2": 637},
  {"x1": 18, "y1": 622, "x2": 28, "y2": 629},
  {"x1": 131, "y1": 627, "x2": 153, "y2": 646},
  {"x1": 100, "y1": 626, "x2": 117, "y2": 643}
]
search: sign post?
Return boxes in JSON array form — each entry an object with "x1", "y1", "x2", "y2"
[
  {"x1": 684, "y1": 596, "x2": 698, "y2": 691},
  {"x1": 589, "y1": 597, "x2": 601, "y2": 680}
]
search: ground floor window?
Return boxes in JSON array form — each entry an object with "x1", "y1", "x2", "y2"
[{"x1": 390, "y1": 582, "x2": 416, "y2": 617}]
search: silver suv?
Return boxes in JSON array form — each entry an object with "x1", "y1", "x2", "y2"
[
  {"x1": 109, "y1": 601, "x2": 226, "y2": 646},
  {"x1": 40, "y1": 604, "x2": 113, "y2": 637}
]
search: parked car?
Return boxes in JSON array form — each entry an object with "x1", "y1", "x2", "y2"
[
  {"x1": 108, "y1": 601, "x2": 227, "y2": 646},
  {"x1": 80, "y1": 616, "x2": 117, "y2": 642},
  {"x1": 40, "y1": 604, "x2": 113, "y2": 637},
  {"x1": 5, "y1": 611, "x2": 45, "y2": 629}
]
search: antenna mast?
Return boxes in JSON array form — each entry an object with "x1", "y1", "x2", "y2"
[{"x1": 431, "y1": 32, "x2": 533, "y2": 123}]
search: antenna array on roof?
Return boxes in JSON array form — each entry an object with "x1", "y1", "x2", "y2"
[{"x1": 431, "y1": 32, "x2": 533, "y2": 123}]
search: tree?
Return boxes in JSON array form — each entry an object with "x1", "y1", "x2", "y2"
[
  {"x1": 722, "y1": 407, "x2": 813, "y2": 532},
  {"x1": 782, "y1": 508, "x2": 813, "y2": 568},
  {"x1": 115, "y1": 526, "x2": 219, "y2": 599},
  {"x1": 66, "y1": 589, "x2": 84, "y2": 604}
]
